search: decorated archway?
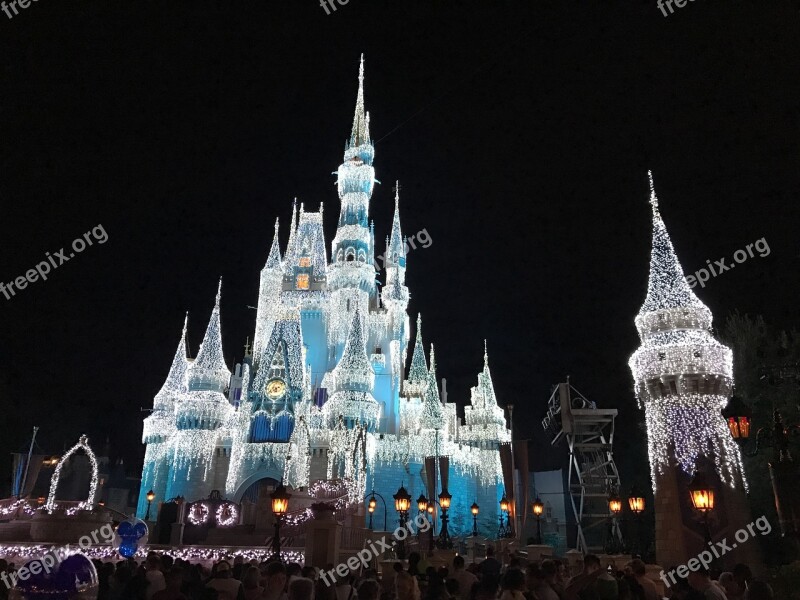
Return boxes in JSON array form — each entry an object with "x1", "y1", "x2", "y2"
[{"x1": 45, "y1": 434, "x2": 99, "y2": 512}]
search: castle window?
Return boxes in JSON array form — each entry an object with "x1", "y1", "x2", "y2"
[
  {"x1": 299, "y1": 257, "x2": 311, "y2": 268},
  {"x1": 296, "y1": 274, "x2": 310, "y2": 290}
]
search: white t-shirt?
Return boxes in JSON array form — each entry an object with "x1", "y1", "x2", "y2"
[{"x1": 145, "y1": 570, "x2": 166, "y2": 600}]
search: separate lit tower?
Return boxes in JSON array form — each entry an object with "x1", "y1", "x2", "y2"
[
  {"x1": 629, "y1": 173, "x2": 756, "y2": 567},
  {"x1": 166, "y1": 280, "x2": 233, "y2": 502},
  {"x1": 137, "y1": 315, "x2": 188, "y2": 519}
]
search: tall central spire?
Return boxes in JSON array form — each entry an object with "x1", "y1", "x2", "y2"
[{"x1": 350, "y1": 54, "x2": 370, "y2": 148}]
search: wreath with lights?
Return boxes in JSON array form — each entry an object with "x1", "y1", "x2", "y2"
[
  {"x1": 188, "y1": 502, "x2": 210, "y2": 525},
  {"x1": 216, "y1": 502, "x2": 238, "y2": 527}
]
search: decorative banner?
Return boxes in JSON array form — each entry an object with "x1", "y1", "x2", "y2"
[
  {"x1": 499, "y1": 443, "x2": 514, "y2": 516},
  {"x1": 513, "y1": 439, "x2": 529, "y2": 528},
  {"x1": 438, "y1": 456, "x2": 449, "y2": 493},
  {"x1": 424, "y1": 456, "x2": 436, "y2": 500}
]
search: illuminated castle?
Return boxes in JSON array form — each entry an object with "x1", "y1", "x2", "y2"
[{"x1": 137, "y1": 57, "x2": 509, "y2": 535}]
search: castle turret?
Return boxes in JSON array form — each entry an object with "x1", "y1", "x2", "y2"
[
  {"x1": 629, "y1": 172, "x2": 754, "y2": 568},
  {"x1": 253, "y1": 219, "x2": 283, "y2": 364},
  {"x1": 461, "y1": 342, "x2": 509, "y2": 448},
  {"x1": 137, "y1": 315, "x2": 188, "y2": 519},
  {"x1": 404, "y1": 314, "x2": 428, "y2": 398}
]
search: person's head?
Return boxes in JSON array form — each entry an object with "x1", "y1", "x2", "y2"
[
  {"x1": 501, "y1": 569, "x2": 525, "y2": 591},
  {"x1": 486, "y1": 546, "x2": 495, "y2": 558},
  {"x1": 146, "y1": 554, "x2": 161, "y2": 571},
  {"x1": 166, "y1": 568, "x2": 183, "y2": 590},
  {"x1": 393, "y1": 562, "x2": 403, "y2": 573},
  {"x1": 265, "y1": 561, "x2": 286, "y2": 591},
  {"x1": 301, "y1": 566, "x2": 317, "y2": 581},
  {"x1": 583, "y1": 554, "x2": 601, "y2": 574},
  {"x1": 287, "y1": 577, "x2": 314, "y2": 600},
  {"x1": 744, "y1": 580, "x2": 774, "y2": 600},
  {"x1": 718, "y1": 572, "x2": 740, "y2": 594},
  {"x1": 215, "y1": 561, "x2": 232, "y2": 579},
  {"x1": 357, "y1": 579, "x2": 380, "y2": 600},
  {"x1": 161, "y1": 555, "x2": 174, "y2": 571},
  {"x1": 629, "y1": 559, "x2": 646, "y2": 577},
  {"x1": 286, "y1": 563, "x2": 302, "y2": 578},
  {"x1": 242, "y1": 566, "x2": 261, "y2": 589},
  {"x1": 541, "y1": 559, "x2": 558, "y2": 582},
  {"x1": 452, "y1": 555, "x2": 465, "y2": 571},
  {"x1": 687, "y1": 566, "x2": 711, "y2": 590},
  {"x1": 408, "y1": 552, "x2": 420, "y2": 566}
]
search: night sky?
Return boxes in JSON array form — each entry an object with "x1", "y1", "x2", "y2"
[{"x1": 1, "y1": 1, "x2": 799, "y2": 493}]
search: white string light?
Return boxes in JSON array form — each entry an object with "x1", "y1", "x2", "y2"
[{"x1": 45, "y1": 435, "x2": 98, "y2": 513}]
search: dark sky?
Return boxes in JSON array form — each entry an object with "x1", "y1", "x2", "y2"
[{"x1": 1, "y1": 1, "x2": 799, "y2": 492}]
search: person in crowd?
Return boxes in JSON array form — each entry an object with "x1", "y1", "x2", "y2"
[
  {"x1": 687, "y1": 567, "x2": 728, "y2": 599},
  {"x1": 263, "y1": 562, "x2": 288, "y2": 600},
  {"x1": 355, "y1": 579, "x2": 379, "y2": 600},
  {"x1": 240, "y1": 566, "x2": 263, "y2": 600},
  {"x1": 205, "y1": 561, "x2": 243, "y2": 600},
  {"x1": 717, "y1": 573, "x2": 743, "y2": 599},
  {"x1": 743, "y1": 580, "x2": 773, "y2": 600},
  {"x1": 300, "y1": 567, "x2": 317, "y2": 582},
  {"x1": 334, "y1": 574, "x2": 357, "y2": 600},
  {"x1": 480, "y1": 546, "x2": 502, "y2": 586},
  {"x1": 449, "y1": 555, "x2": 476, "y2": 600},
  {"x1": 499, "y1": 569, "x2": 526, "y2": 600},
  {"x1": 153, "y1": 568, "x2": 187, "y2": 600},
  {"x1": 145, "y1": 554, "x2": 167, "y2": 600},
  {"x1": 408, "y1": 553, "x2": 422, "y2": 578},
  {"x1": 287, "y1": 578, "x2": 314, "y2": 600},
  {"x1": 627, "y1": 559, "x2": 658, "y2": 600},
  {"x1": 732, "y1": 565, "x2": 753, "y2": 595},
  {"x1": 396, "y1": 571, "x2": 420, "y2": 600},
  {"x1": 563, "y1": 554, "x2": 602, "y2": 600}
]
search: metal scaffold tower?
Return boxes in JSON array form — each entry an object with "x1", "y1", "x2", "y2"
[{"x1": 541, "y1": 380, "x2": 623, "y2": 554}]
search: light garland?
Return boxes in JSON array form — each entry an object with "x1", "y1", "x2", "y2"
[
  {"x1": 215, "y1": 503, "x2": 239, "y2": 527},
  {"x1": 188, "y1": 502, "x2": 210, "y2": 526},
  {"x1": 46, "y1": 435, "x2": 98, "y2": 513},
  {"x1": 629, "y1": 173, "x2": 746, "y2": 492}
]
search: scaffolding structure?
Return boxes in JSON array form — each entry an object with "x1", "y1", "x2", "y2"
[{"x1": 541, "y1": 380, "x2": 623, "y2": 554}]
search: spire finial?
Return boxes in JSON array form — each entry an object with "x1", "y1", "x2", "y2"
[
  {"x1": 395, "y1": 181, "x2": 400, "y2": 207},
  {"x1": 648, "y1": 170, "x2": 659, "y2": 214},
  {"x1": 350, "y1": 55, "x2": 368, "y2": 146},
  {"x1": 274, "y1": 217, "x2": 279, "y2": 234},
  {"x1": 484, "y1": 339, "x2": 489, "y2": 366},
  {"x1": 216, "y1": 277, "x2": 222, "y2": 306},
  {"x1": 183, "y1": 312, "x2": 189, "y2": 337}
]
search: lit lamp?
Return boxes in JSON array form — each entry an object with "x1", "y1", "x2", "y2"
[
  {"x1": 628, "y1": 486, "x2": 645, "y2": 557},
  {"x1": 689, "y1": 470, "x2": 715, "y2": 545},
  {"x1": 722, "y1": 395, "x2": 752, "y2": 443},
  {"x1": 498, "y1": 492, "x2": 511, "y2": 538},
  {"x1": 145, "y1": 490, "x2": 155, "y2": 521},
  {"x1": 532, "y1": 497, "x2": 544, "y2": 545},
  {"x1": 417, "y1": 494, "x2": 428, "y2": 514},
  {"x1": 608, "y1": 494, "x2": 623, "y2": 515},
  {"x1": 470, "y1": 502, "x2": 480, "y2": 537},
  {"x1": 270, "y1": 480, "x2": 291, "y2": 561},
  {"x1": 393, "y1": 485, "x2": 411, "y2": 559},
  {"x1": 607, "y1": 493, "x2": 623, "y2": 554},
  {"x1": 367, "y1": 493, "x2": 377, "y2": 530},
  {"x1": 437, "y1": 489, "x2": 453, "y2": 549}
]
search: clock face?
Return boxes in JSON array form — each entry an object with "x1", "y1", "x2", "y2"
[{"x1": 266, "y1": 379, "x2": 286, "y2": 400}]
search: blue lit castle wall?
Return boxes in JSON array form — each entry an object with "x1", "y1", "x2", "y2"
[{"x1": 137, "y1": 57, "x2": 509, "y2": 531}]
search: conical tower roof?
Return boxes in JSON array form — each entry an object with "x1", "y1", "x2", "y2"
[
  {"x1": 154, "y1": 314, "x2": 189, "y2": 408},
  {"x1": 421, "y1": 345, "x2": 444, "y2": 429},
  {"x1": 189, "y1": 279, "x2": 231, "y2": 392},
  {"x1": 405, "y1": 314, "x2": 429, "y2": 395},
  {"x1": 349, "y1": 54, "x2": 370, "y2": 148},
  {"x1": 334, "y1": 306, "x2": 374, "y2": 392},
  {"x1": 264, "y1": 218, "x2": 282, "y2": 270},
  {"x1": 388, "y1": 183, "x2": 405, "y2": 262}
]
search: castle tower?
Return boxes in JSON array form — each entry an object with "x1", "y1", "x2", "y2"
[
  {"x1": 629, "y1": 173, "x2": 756, "y2": 567},
  {"x1": 137, "y1": 315, "x2": 187, "y2": 519},
  {"x1": 461, "y1": 342, "x2": 509, "y2": 449},
  {"x1": 329, "y1": 56, "x2": 378, "y2": 343},
  {"x1": 166, "y1": 280, "x2": 233, "y2": 502},
  {"x1": 253, "y1": 219, "x2": 283, "y2": 365}
]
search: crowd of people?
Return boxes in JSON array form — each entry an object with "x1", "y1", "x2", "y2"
[{"x1": 0, "y1": 548, "x2": 773, "y2": 600}]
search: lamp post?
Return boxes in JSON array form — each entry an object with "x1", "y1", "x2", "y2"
[
  {"x1": 437, "y1": 489, "x2": 453, "y2": 549},
  {"x1": 628, "y1": 486, "x2": 646, "y2": 557},
  {"x1": 688, "y1": 470, "x2": 715, "y2": 546},
  {"x1": 498, "y1": 492, "x2": 510, "y2": 538},
  {"x1": 532, "y1": 497, "x2": 544, "y2": 545},
  {"x1": 270, "y1": 480, "x2": 291, "y2": 561},
  {"x1": 393, "y1": 485, "x2": 411, "y2": 560},
  {"x1": 364, "y1": 490, "x2": 387, "y2": 531},
  {"x1": 722, "y1": 395, "x2": 752, "y2": 442},
  {"x1": 145, "y1": 490, "x2": 155, "y2": 521},
  {"x1": 471, "y1": 502, "x2": 480, "y2": 537},
  {"x1": 607, "y1": 493, "x2": 623, "y2": 554}
]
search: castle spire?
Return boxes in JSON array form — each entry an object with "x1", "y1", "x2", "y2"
[
  {"x1": 333, "y1": 305, "x2": 374, "y2": 392},
  {"x1": 190, "y1": 278, "x2": 231, "y2": 391},
  {"x1": 154, "y1": 313, "x2": 189, "y2": 404},
  {"x1": 388, "y1": 182, "x2": 405, "y2": 263},
  {"x1": 285, "y1": 199, "x2": 298, "y2": 262},
  {"x1": 421, "y1": 344, "x2": 444, "y2": 429},
  {"x1": 265, "y1": 218, "x2": 282, "y2": 270},
  {"x1": 350, "y1": 54, "x2": 370, "y2": 147},
  {"x1": 639, "y1": 172, "x2": 705, "y2": 315},
  {"x1": 406, "y1": 314, "x2": 428, "y2": 391}
]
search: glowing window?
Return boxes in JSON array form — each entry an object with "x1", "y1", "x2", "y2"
[
  {"x1": 299, "y1": 257, "x2": 311, "y2": 267},
  {"x1": 296, "y1": 274, "x2": 309, "y2": 290}
]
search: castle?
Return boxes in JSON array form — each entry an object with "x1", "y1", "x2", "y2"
[{"x1": 136, "y1": 57, "x2": 509, "y2": 536}]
